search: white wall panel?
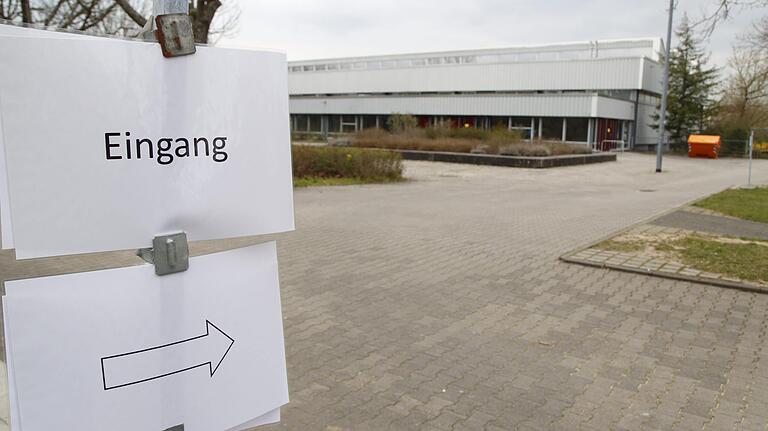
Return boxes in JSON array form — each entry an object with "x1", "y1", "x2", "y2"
[
  {"x1": 288, "y1": 58, "x2": 657, "y2": 95},
  {"x1": 592, "y1": 97, "x2": 635, "y2": 120},
  {"x1": 290, "y1": 94, "x2": 636, "y2": 120},
  {"x1": 641, "y1": 59, "x2": 663, "y2": 94}
]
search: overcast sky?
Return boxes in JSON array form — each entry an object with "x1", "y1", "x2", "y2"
[{"x1": 222, "y1": 0, "x2": 761, "y2": 72}]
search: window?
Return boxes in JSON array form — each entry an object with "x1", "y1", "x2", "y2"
[
  {"x1": 328, "y1": 115, "x2": 341, "y2": 133},
  {"x1": 541, "y1": 118, "x2": 563, "y2": 140},
  {"x1": 362, "y1": 116, "x2": 379, "y2": 130},
  {"x1": 566, "y1": 118, "x2": 589, "y2": 142},
  {"x1": 510, "y1": 117, "x2": 532, "y2": 128},
  {"x1": 293, "y1": 115, "x2": 309, "y2": 132},
  {"x1": 341, "y1": 116, "x2": 357, "y2": 133},
  {"x1": 309, "y1": 116, "x2": 322, "y2": 132}
]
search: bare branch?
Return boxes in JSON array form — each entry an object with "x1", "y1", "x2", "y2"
[
  {"x1": 44, "y1": 0, "x2": 67, "y2": 25},
  {"x1": 114, "y1": 0, "x2": 145, "y2": 27}
]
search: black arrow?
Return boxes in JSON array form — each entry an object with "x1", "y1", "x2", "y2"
[{"x1": 100, "y1": 320, "x2": 235, "y2": 391}]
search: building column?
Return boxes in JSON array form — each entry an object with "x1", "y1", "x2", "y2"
[
  {"x1": 587, "y1": 118, "x2": 594, "y2": 148},
  {"x1": 530, "y1": 118, "x2": 535, "y2": 141},
  {"x1": 322, "y1": 115, "x2": 329, "y2": 139},
  {"x1": 562, "y1": 118, "x2": 567, "y2": 142},
  {"x1": 538, "y1": 118, "x2": 543, "y2": 140}
]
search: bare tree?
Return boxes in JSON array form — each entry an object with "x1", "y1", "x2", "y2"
[
  {"x1": 1, "y1": 0, "x2": 238, "y2": 43},
  {"x1": 700, "y1": 0, "x2": 768, "y2": 34},
  {"x1": 718, "y1": 44, "x2": 768, "y2": 128},
  {"x1": 116, "y1": 0, "x2": 238, "y2": 43}
]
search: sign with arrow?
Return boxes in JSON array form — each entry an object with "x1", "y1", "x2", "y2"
[
  {"x1": 3, "y1": 243, "x2": 288, "y2": 431},
  {"x1": 101, "y1": 320, "x2": 235, "y2": 391}
]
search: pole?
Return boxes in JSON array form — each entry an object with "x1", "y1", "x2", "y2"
[
  {"x1": 154, "y1": 0, "x2": 188, "y2": 17},
  {"x1": 748, "y1": 130, "x2": 754, "y2": 188},
  {"x1": 656, "y1": 0, "x2": 675, "y2": 173}
]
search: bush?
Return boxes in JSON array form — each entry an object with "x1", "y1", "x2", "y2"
[
  {"x1": 292, "y1": 145, "x2": 403, "y2": 181},
  {"x1": 387, "y1": 113, "x2": 418, "y2": 134},
  {"x1": 351, "y1": 128, "x2": 590, "y2": 156},
  {"x1": 450, "y1": 127, "x2": 489, "y2": 140}
]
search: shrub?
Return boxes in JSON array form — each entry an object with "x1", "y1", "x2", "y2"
[
  {"x1": 424, "y1": 120, "x2": 453, "y2": 139},
  {"x1": 450, "y1": 127, "x2": 488, "y2": 140},
  {"x1": 386, "y1": 113, "x2": 418, "y2": 134},
  {"x1": 350, "y1": 129, "x2": 591, "y2": 156},
  {"x1": 292, "y1": 145, "x2": 403, "y2": 181}
]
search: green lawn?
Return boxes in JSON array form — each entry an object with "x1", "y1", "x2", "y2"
[
  {"x1": 668, "y1": 236, "x2": 768, "y2": 284},
  {"x1": 694, "y1": 187, "x2": 768, "y2": 223}
]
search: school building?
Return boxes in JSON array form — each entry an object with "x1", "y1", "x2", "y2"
[{"x1": 287, "y1": 38, "x2": 664, "y2": 151}]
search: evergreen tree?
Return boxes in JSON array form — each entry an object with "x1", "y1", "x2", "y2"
[{"x1": 654, "y1": 16, "x2": 720, "y2": 150}]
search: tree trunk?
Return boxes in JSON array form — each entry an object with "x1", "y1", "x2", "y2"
[
  {"x1": 190, "y1": 0, "x2": 221, "y2": 44},
  {"x1": 20, "y1": 0, "x2": 32, "y2": 23}
]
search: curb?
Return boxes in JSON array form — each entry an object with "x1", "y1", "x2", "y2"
[{"x1": 393, "y1": 150, "x2": 617, "y2": 169}]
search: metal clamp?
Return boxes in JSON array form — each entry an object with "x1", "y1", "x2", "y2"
[
  {"x1": 155, "y1": 13, "x2": 196, "y2": 58},
  {"x1": 137, "y1": 232, "x2": 189, "y2": 276}
]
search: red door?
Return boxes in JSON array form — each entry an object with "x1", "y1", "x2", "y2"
[{"x1": 596, "y1": 119, "x2": 620, "y2": 151}]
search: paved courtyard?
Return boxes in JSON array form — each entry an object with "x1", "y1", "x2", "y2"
[{"x1": 1, "y1": 153, "x2": 768, "y2": 430}]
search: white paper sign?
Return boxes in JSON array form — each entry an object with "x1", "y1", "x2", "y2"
[
  {"x1": 0, "y1": 91, "x2": 12, "y2": 250},
  {"x1": 0, "y1": 24, "x2": 107, "y2": 250},
  {"x1": 3, "y1": 242, "x2": 289, "y2": 431},
  {"x1": 0, "y1": 34, "x2": 294, "y2": 259}
]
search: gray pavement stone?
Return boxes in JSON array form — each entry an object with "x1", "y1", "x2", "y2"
[
  {"x1": 652, "y1": 209, "x2": 768, "y2": 240},
  {"x1": 1, "y1": 154, "x2": 767, "y2": 430}
]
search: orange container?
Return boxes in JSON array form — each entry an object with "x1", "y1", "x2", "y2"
[{"x1": 688, "y1": 135, "x2": 721, "y2": 159}]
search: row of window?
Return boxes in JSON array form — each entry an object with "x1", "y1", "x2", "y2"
[
  {"x1": 288, "y1": 44, "x2": 656, "y2": 74},
  {"x1": 290, "y1": 115, "x2": 594, "y2": 142}
]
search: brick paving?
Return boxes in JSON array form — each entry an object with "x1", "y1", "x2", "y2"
[
  {"x1": 1, "y1": 153, "x2": 768, "y2": 430},
  {"x1": 266, "y1": 154, "x2": 768, "y2": 431}
]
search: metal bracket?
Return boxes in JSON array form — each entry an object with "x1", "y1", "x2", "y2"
[
  {"x1": 136, "y1": 232, "x2": 189, "y2": 276},
  {"x1": 155, "y1": 13, "x2": 196, "y2": 58}
]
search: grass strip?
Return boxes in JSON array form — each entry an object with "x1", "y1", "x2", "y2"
[{"x1": 694, "y1": 187, "x2": 768, "y2": 224}]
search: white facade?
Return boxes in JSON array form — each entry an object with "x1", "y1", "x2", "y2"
[{"x1": 288, "y1": 38, "x2": 663, "y2": 149}]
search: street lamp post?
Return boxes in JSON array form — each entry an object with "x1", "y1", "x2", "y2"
[{"x1": 656, "y1": 0, "x2": 675, "y2": 173}]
